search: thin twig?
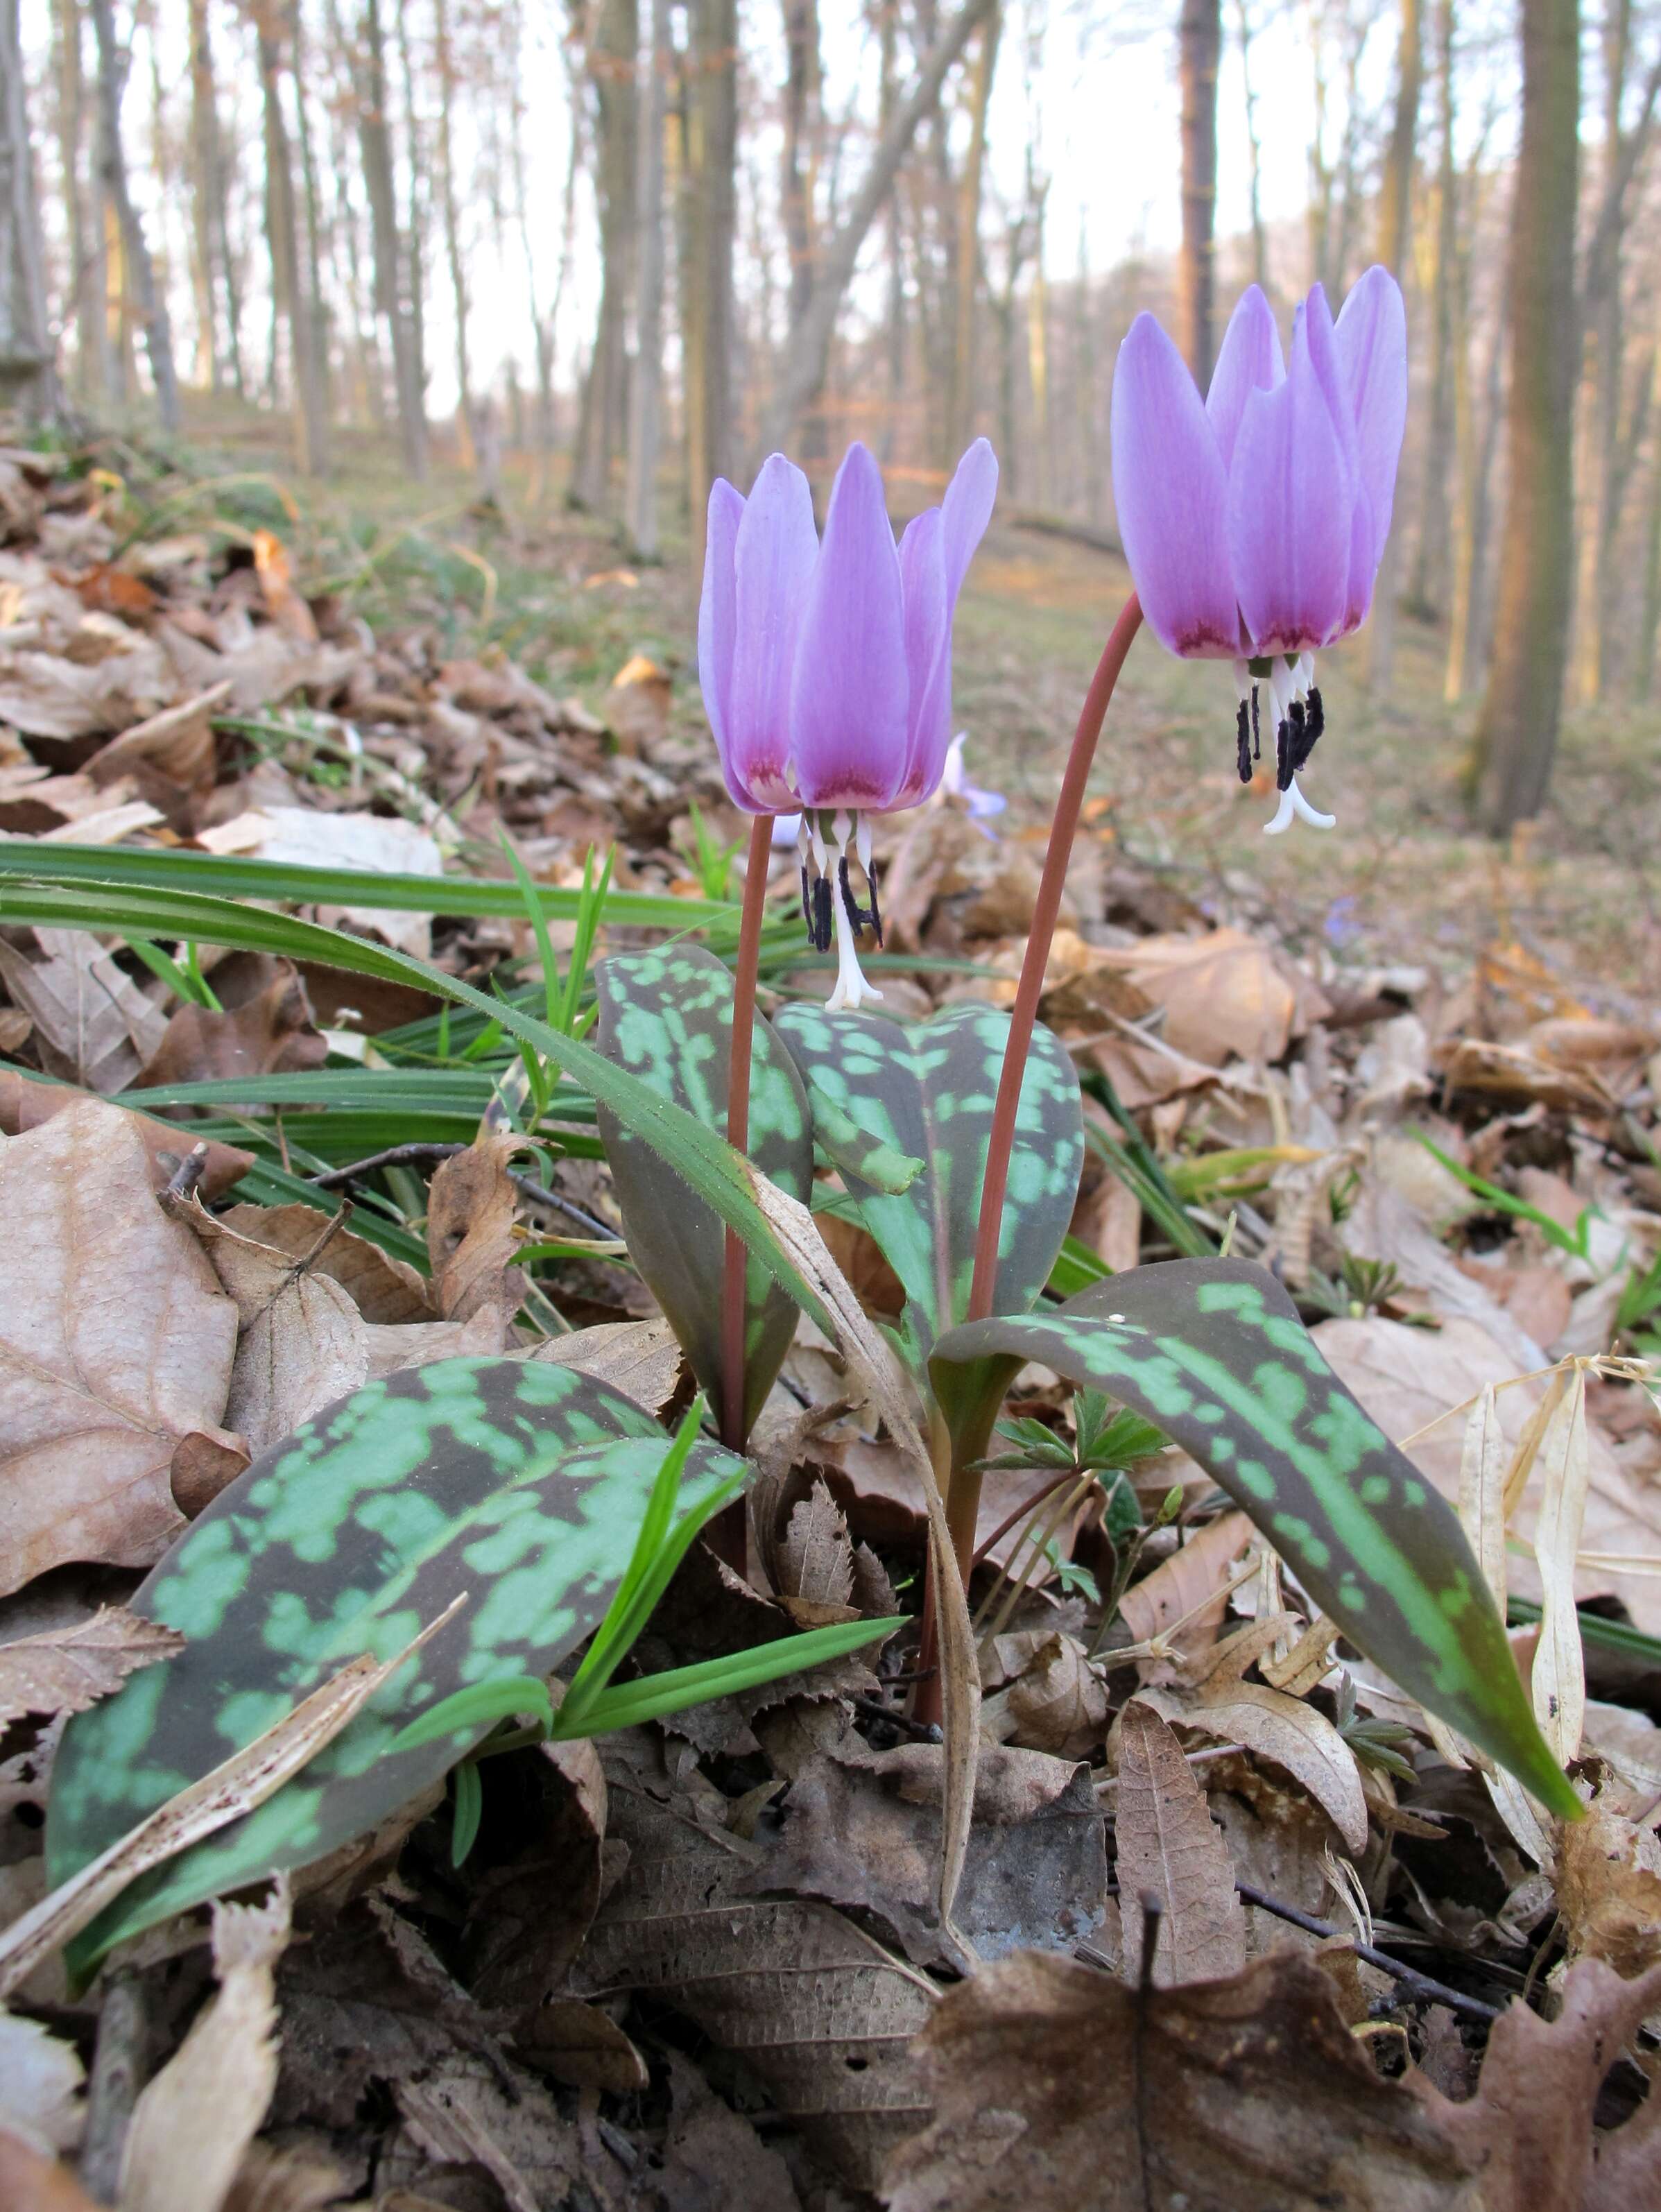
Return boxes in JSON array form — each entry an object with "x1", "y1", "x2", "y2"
[
  {"x1": 309, "y1": 1141, "x2": 614, "y2": 1240},
  {"x1": 1230, "y1": 1881, "x2": 1504, "y2": 2023}
]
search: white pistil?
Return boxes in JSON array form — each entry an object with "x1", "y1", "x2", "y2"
[
  {"x1": 825, "y1": 821, "x2": 882, "y2": 1012},
  {"x1": 1264, "y1": 775, "x2": 1336, "y2": 835}
]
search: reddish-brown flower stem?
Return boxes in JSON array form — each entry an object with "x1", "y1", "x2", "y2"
[
  {"x1": 916, "y1": 592, "x2": 1144, "y2": 1711},
  {"x1": 712, "y1": 812, "x2": 776, "y2": 1568}
]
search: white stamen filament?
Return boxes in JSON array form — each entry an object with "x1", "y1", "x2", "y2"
[
  {"x1": 1232, "y1": 655, "x2": 1252, "y2": 706},
  {"x1": 1264, "y1": 775, "x2": 1336, "y2": 835}
]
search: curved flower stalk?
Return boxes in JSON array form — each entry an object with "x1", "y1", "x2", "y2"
[
  {"x1": 700, "y1": 436, "x2": 997, "y2": 1009},
  {"x1": 1110, "y1": 269, "x2": 1406, "y2": 833}
]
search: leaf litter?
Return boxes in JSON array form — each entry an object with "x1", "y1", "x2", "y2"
[{"x1": 0, "y1": 444, "x2": 1658, "y2": 2209}]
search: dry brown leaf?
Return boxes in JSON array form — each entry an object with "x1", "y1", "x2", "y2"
[
  {"x1": 1336, "y1": 1178, "x2": 1546, "y2": 1368},
  {"x1": 216, "y1": 1203, "x2": 432, "y2": 1323},
  {"x1": 87, "y1": 680, "x2": 232, "y2": 796},
  {"x1": 117, "y1": 1883, "x2": 291, "y2": 2212},
  {"x1": 132, "y1": 962, "x2": 326, "y2": 1091},
  {"x1": 179, "y1": 1202, "x2": 368, "y2": 1455},
  {"x1": 1116, "y1": 1509, "x2": 1256, "y2": 1679},
  {"x1": 1088, "y1": 926, "x2": 1331, "y2": 1068},
  {"x1": 1528, "y1": 1364, "x2": 1591, "y2": 1763},
  {"x1": 426, "y1": 1128, "x2": 528, "y2": 1325},
  {"x1": 394, "y1": 2055, "x2": 579, "y2": 2212},
  {"x1": 252, "y1": 530, "x2": 320, "y2": 642},
  {"x1": 995, "y1": 1629, "x2": 1109, "y2": 1758},
  {"x1": 0, "y1": 928, "x2": 168, "y2": 1092},
  {"x1": 0, "y1": 1099, "x2": 239, "y2": 1594},
  {"x1": 883, "y1": 1946, "x2": 1480, "y2": 2211},
  {"x1": 0, "y1": 1622, "x2": 447, "y2": 1998},
  {"x1": 1134, "y1": 1619, "x2": 1370, "y2": 1853},
  {"x1": 0, "y1": 647, "x2": 165, "y2": 739},
  {"x1": 361, "y1": 1309, "x2": 508, "y2": 1375},
  {"x1": 575, "y1": 1734, "x2": 934, "y2": 2188},
  {"x1": 0, "y1": 1069, "x2": 254, "y2": 1197},
  {"x1": 526, "y1": 1314, "x2": 682, "y2": 1414},
  {"x1": 1314, "y1": 1314, "x2": 1661, "y2": 1633},
  {"x1": 203, "y1": 807, "x2": 442, "y2": 957},
  {"x1": 777, "y1": 1478, "x2": 860, "y2": 1627},
  {"x1": 519, "y1": 1998, "x2": 649, "y2": 2094},
  {"x1": 1554, "y1": 1803, "x2": 1661, "y2": 1978},
  {"x1": 0, "y1": 1604, "x2": 182, "y2": 1727},
  {"x1": 1115, "y1": 1701, "x2": 1248, "y2": 1987}
]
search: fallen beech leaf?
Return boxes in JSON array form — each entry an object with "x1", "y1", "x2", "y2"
[
  {"x1": 1115, "y1": 1702, "x2": 1248, "y2": 1987},
  {"x1": 1554, "y1": 1802, "x2": 1661, "y2": 1978},
  {"x1": 1528, "y1": 1364, "x2": 1592, "y2": 1763},
  {"x1": 393, "y1": 2055, "x2": 580, "y2": 2212},
  {"x1": 199, "y1": 807, "x2": 443, "y2": 957},
  {"x1": 526, "y1": 1314, "x2": 682, "y2": 1414},
  {"x1": 361, "y1": 1310, "x2": 507, "y2": 1375},
  {"x1": 0, "y1": 1070, "x2": 254, "y2": 1198},
  {"x1": 170, "y1": 1430, "x2": 252, "y2": 1517},
  {"x1": 659, "y1": 2052, "x2": 801, "y2": 2212},
  {"x1": 520, "y1": 1998, "x2": 649, "y2": 2094},
  {"x1": 87, "y1": 680, "x2": 232, "y2": 796},
  {"x1": 995, "y1": 1629, "x2": 1108, "y2": 1758},
  {"x1": 0, "y1": 647, "x2": 160, "y2": 739},
  {"x1": 426, "y1": 1127, "x2": 528, "y2": 1326},
  {"x1": 117, "y1": 1883, "x2": 291, "y2": 2212},
  {"x1": 1116, "y1": 1509, "x2": 1256, "y2": 1680},
  {"x1": 0, "y1": 1099, "x2": 238, "y2": 1594},
  {"x1": 0, "y1": 928, "x2": 168, "y2": 1092},
  {"x1": 777, "y1": 1479, "x2": 860, "y2": 1627},
  {"x1": 0, "y1": 1605, "x2": 182, "y2": 1727},
  {"x1": 883, "y1": 1947, "x2": 1478, "y2": 2211},
  {"x1": 218, "y1": 1202, "x2": 431, "y2": 1323},
  {"x1": 1090, "y1": 926, "x2": 1331, "y2": 1068},
  {"x1": 133, "y1": 961, "x2": 326, "y2": 1090}
]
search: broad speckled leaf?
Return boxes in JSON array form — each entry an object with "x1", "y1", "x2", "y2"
[
  {"x1": 45, "y1": 1357, "x2": 744, "y2": 1964},
  {"x1": 594, "y1": 946, "x2": 812, "y2": 1439},
  {"x1": 929, "y1": 1260, "x2": 1579, "y2": 1818},
  {"x1": 772, "y1": 1002, "x2": 1083, "y2": 1357}
]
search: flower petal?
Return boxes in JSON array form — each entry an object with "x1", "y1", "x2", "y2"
[
  {"x1": 895, "y1": 506, "x2": 950, "y2": 807},
  {"x1": 1336, "y1": 265, "x2": 1408, "y2": 572},
  {"x1": 1301, "y1": 283, "x2": 1375, "y2": 635},
  {"x1": 1206, "y1": 285, "x2": 1285, "y2": 469},
  {"x1": 698, "y1": 477, "x2": 753, "y2": 807},
  {"x1": 1228, "y1": 305, "x2": 1352, "y2": 656},
  {"x1": 1110, "y1": 312, "x2": 1240, "y2": 658},
  {"x1": 940, "y1": 435, "x2": 999, "y2": 603},
  {"x1": 789, "y1": 442, "x2": 909, "y2": 811},
  {"x1": 728, "y1": 452, "x2": 818, "y2": 812}
]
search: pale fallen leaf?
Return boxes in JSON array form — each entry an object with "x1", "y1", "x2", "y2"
[
  {"x1": 198, "y1": 807, "x2": 442, "y2": 957},
  {"x1": 394, "y1": 2057, "x2": 579, "y2": 2212},
  {"x1": 1115, "y1": 1509, "x2": 1257, "y2": 1681},
  {"x1": 219, "y1": 1203, "x2": 431, "y2": 1323},
  {"x1": 525, "y1": 1314, "x2": 682, "y2": 1414},
  {"x1": 1554, "y1": 1801, "x2": 1661, "y2": 1979},
  {"x1": 1528, "y1": 1364, "x2": 1591, "y2": 1764},
  {"x1": 117, "y1": 1882, "x2": 291, "y2": 2212},
  {"x1": 0, "y1": 928, "x2": 168, "y2": 1092},
  {"x1": 994, "y1": 1629, "x2": 1109, "y2": 1758},
  {"x1": 777, "y1": 1479, "x2": 859, "y2": 1627},
  {"x1": 426, "y1": 1127, "x2": 528, "y2": 1327},
  {"x1": 0, "y1": 1606, "x2": 182, "y2": 1727},
  {"x1": 1087, "y1": 925, "x2": 1331, "y2": 1068},
  {"x1": 0, "y1": 1100, "x2": 239, "y2": 1594},
  {"x1": 0, "y1": 1069, "x2": 254, "y2": 1197},
  {"x1": 1115, "y1": 1701, "x2": 1248, "y2": 1987},
  {"x1": 0, "y1": 2012, "x2": 84, "y2": 2154},
  {"x1": 87, "y1": 681, "x2": 232, "y2": 794}
]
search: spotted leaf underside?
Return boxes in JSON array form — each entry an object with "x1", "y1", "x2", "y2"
[
  {"x1": 46, "y1": 1357, "x2": 745, "y2": 1965},
  {"x1": 594, "y1": 947, "x2": 814, "y2": 1438},
  {"x1": 930, "y1": 1260, "x2": 1578, "y2": 1817},
  {"x1": 772, "y1": 1002, "x2": 1084, "y2": 1359}
]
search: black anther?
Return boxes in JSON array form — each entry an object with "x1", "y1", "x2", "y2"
[{"x1": 1236, "y1": 698, "x2": 1252, "y2": 784}]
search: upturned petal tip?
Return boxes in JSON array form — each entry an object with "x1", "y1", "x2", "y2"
[{"x1": 1206, "y1": 285, "x2": 1285, "y2": 469}]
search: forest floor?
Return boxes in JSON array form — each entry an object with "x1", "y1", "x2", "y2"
[{"x1": 2, "y1": 406, "x2": 1661, "y2": 2212}]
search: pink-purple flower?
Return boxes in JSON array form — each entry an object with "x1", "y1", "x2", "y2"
[
  {"x1": 700, "y1": 437, "x2": 997, "y2": 1007},
  {"x1": 1110, "y1": 270, "x2": 1406, "y2": 832}
]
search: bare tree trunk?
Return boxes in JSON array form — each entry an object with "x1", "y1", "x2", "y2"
[
  {"x1": 1446, "y1": 263, "x2": 1505, "y2": 699},
  {"x1": 680, "y1": 0, "x2": 735, "y2": 550},
  {"x1": 255, "y1": 8, "x2": 325, "y2": 472},
  {"x1": 1368, "y1": 0, "x2": 1423, "y2": 687},
  {"x1": 947, "y1": 4, "x2": 999, "y2": 461},
  {"x1": 1236, "y1": 0, "x2": 1266, "y2": 291},
  {"x1": 1177, "y1": 0, "x2": 1221, "y2": 384},
  {"x1": 356, "y1": 0, "x2": 423, "y2": 473},
  {"x1": 1473, "y1": 0, "x2": 1580, "y2": 833},
  {"x1": 88, "y1": 0, "x2": 178, "y2": 428},
  {"x1": 53, "y1": 0, "x2": 105, "y2": 400},
  {"x1": 394, "y1": 0, "x2": 429, "y2": 440},
  {"x1": 760, "y1": 0, "x2": 997, "y2": 454},
  {"x1": 626, "y1": 0, "x2": 669, "y2": 556},
  {"x1": 0, "y1": 0, "x2": 54, "y2": 418},
  {"x1": 289, "y1": 0, "x2": 332, "y2": 431},
  {"x1": 880, "y1": 1, "x2": 906, "y2": 448},
  {"x1": 1307, "y1": 2, "x2": 1334, "y2": 291},
  {"x1": 781, "y1": 0, "x2": 819, "y2": 334},
  {"x1": 431, "y1": 0, "x2": 476, "y2": 474},
  {"x1": 1410, "y1": 0, "x2": 1456, "y2": 614},
  {"x1": 1026, "y1": 175, "x2": 1050, "y2": 508},
  {"x1": 1072, "y1": 210, "x2": 1096, "y2": 518},
  {"x1": 1633, "y1": 347, "x2": 1661, "y2": 694},
  {"x1": 573, "y1": 0, "x2": 638, "y2": 513}
]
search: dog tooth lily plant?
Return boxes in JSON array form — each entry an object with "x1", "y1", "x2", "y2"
[
  {"x1": 1110, "y1": 268, "x2": 1406, "y2": 832},
  {"x1": 700, "y1": 436, "x2": 997, "y2": 1011}
]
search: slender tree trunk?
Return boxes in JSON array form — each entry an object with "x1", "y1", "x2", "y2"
[
  {"x1": 356, "y1": 0, "x2": 423, "y2": 472},
  {"x1": 432, "y1": 0, "x2": 476, "y2": 473},
  {"x1": 880, "y1": 1, "x2": 905, "y2": 448},
  {"x1": 53, "y1": 0, "x2": 105, "y2": 400},
  {"x1": 947, "y1": 4, "x2": 999, "y2": 462},
  {"x1": 1368, "y1": 0, "x2": 1423, "y2": 687},
  {"x1": 394, "y1": 0, "x2": 429, "y2": 439},
  {"x1": 1236, "y1": 0, "x2": 1266, "y2": 291},
  {"x1": 1410, "y1": 0, "x2": 1456, "y2": 613},
  {"x1": 680, "y1": 0, "x2": 735, "y2": 551},
  {"x1": 1176, "y1": 0, "x2": 1221, "y2": 385},
  {"x1": 289, "y1": 0, "x2": 331, "y2": 430},
  {"x1": 187, "y1": 0, "x2": 220, "y2": 389},
  {"x1": 573, "y1": 0, "x2": 638, "y2": 512},
  {"x1": 760, "y1": 0, "x2": 997, "y2": 454},
  {"x1": 1633, "y1": 346, "x2": 1661, "y2": 694},
  {"x1": 255, "y1": 8, "x2": 325, "y2": 472},
  {"x1": 1025, "y1": 177, "x2": 1050, "y2": 508},
  {"x1": 88, "y1": 0, "x2": 178, "y2": 428},
  {"x1": 626, "y1": 0, "x2": 669, "y2": 556},
  {"x1": 1446, "y1": 265, "x2": 1505, "y2": 699},
  {"x1": 0, "y1": 0, "x2": 54, "y2": 418},
  {"x1": 1307, "y1": 2, "x2": 1334, "y2": 291},
  {"x1": 781, "y1": 0, "x2": 819, "y2": 332},
  {"x1": 1473, "y1": 0, "x2": 1580, "y2": 832},
  {"x1": 1072, "y1": 210, "x2": 1096, "y2": 518}
]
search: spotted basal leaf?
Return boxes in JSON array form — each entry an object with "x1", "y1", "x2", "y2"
[
  {"x1": 771, "y1": 1002, "x2": 1084, "y2": 1358},
  {"x1": 594, "y1": 946, "x2": 814, "y2": 1438},
  {"x1": 929, "y1": 1259, "x2": 1578, "y2": 1817},
  {"x1": 45, "y1": 1357, "x2": 746, "y2": 1966}
]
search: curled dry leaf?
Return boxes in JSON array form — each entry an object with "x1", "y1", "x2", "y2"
[
  {"x1": 0, "y1": 1099, "x2": 239, "y2": 1595},
  {"x1": 525, "y1": 1314, "x2": 683, "y2": 1414},
  {"x1": 426, "y1": 1127, "x2": 528, "y2": 1328},
  {"x1": 0, "y1": 1605, "x2": 182, "y2": 1729},
  {"x1": 1114, "y1": 1701, "x2": 1248, "y2": 1988},
  {"x1": 0, "y1": 1070, "x2": 254, "y2": 1197},
  {"x1": 218, "y1": 1202, "x2": 432, "y2": 1323},
  {"x1": 777, "y1": 1479, "x2": 860, "y2": 1627},
  {"x1": 0, "y1": 927, "x2": 168, "y2": 1092},
  {"x1": 0, "y1": 2012, "x2": 84, "y2": 2154},
  {"x1": 1554, "y1": 1802, "x2": 1661, "y2": 1979},
  {"x1": 1114, "y1": 1509, "x2": 1256, "y2": 1681},
  {"x1": 132, "y1": 961, "x2": 326, "y2": 1091},
  {"x1": 993, "y1": 1630, "x2": 1109, "y2": 1758},
  {"x1": 882, "y1": 1947, "x2": 1479, "y2": 2212},
  {"x1": 117, "y1": 1881, "x2": 291, "y2": 2212}
]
